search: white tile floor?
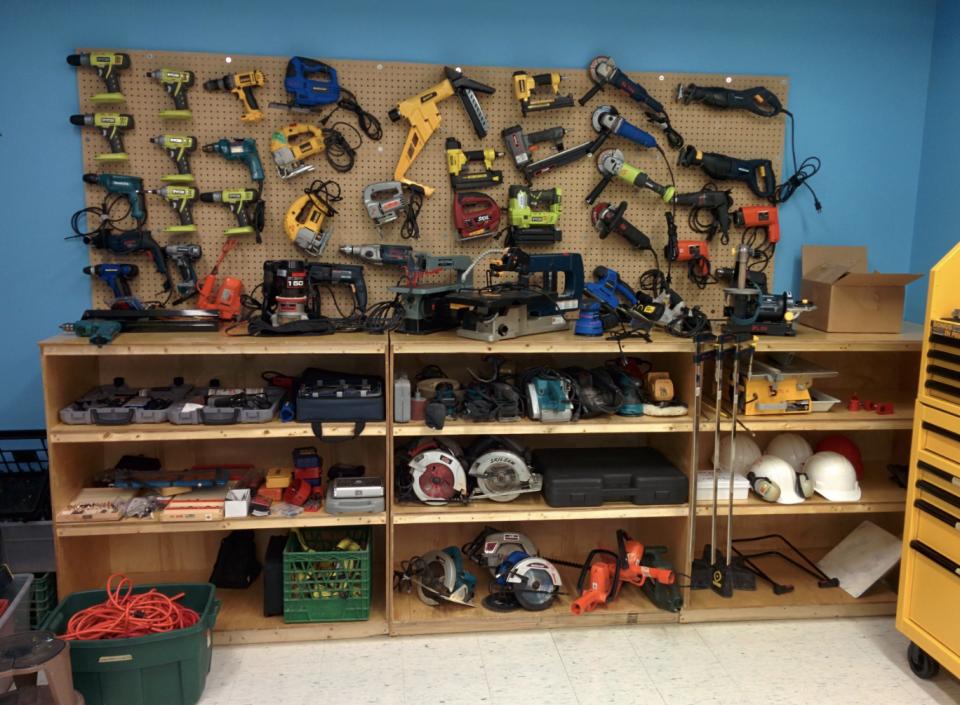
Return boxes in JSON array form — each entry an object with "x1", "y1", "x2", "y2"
[{"x1": 198, "y1": 617, "x2": 960, "y2": 705}]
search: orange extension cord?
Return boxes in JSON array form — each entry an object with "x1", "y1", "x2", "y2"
[{"x1": 62, "y1": 574, "x2": 200, "y2": 641}]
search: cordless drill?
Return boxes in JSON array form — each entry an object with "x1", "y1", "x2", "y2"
[
  {"x1": 146, "y1": 68, "x2": 195, "y2": 119},
  {"x1": 150, "y1": 135, "x2": 196, "y2": 183},
  {"x1": 201, "y1": 138, "x2": 265, "y2": 183},
  {"x1": 70, "y1": 114, "x2": 133, "y2": 162},
  {"x1": 164, "y1": 244, "x2": 202, "y2": 304},
  {"x1": 67, "y1": 51, "x2": 130, "y2": 103},
  {"x1": 200, "y1": 189, "x2": 261, "y2": 242},
  {"x1": 204, "y1": 71, "x2": 265, "y2": 122},
  {"x1": 83, "y1": 264, "x2": 144, "y2": 310},
  {"x1": 144, "y1": 186, "x2": 198, "y2": 234}
]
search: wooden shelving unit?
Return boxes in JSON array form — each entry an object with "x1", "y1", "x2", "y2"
[{"x1": 39, "y1": 321, "x2": 922, "y2": 641}]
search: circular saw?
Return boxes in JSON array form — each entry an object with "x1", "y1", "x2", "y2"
[
  {"x1": 413, "y1": 547, "x2": 477, "y2": 607},
  {"x1": 408, "y1": 437, "x2": 467, "y2": 505},
  {"x1": 463, "y1": 526, "x2": 539, "y2": 576},
  {"x1": 482, "y1": 551, "x2": 563, "y2": 612},
  {"x1": 467, "y1": 436, "x2": 542, "y2": 502}
]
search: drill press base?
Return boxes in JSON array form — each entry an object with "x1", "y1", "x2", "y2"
[{"x1": 458, "y1": 306, "x2": 567, "y2": 342}]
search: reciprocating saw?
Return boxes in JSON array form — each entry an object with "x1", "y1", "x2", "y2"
[
  {"x1": 70, "y1": 113, "x2": 133, "y2": 162},
  {"x1": 677, "y1": 146, "x2": 776, "y2": 199},
  {"x1": 676, "y1": 84, "x2": 783, "y2": 117},
  {"x1": 388, "y1": 67, "x2": 495, "y2": 196}
]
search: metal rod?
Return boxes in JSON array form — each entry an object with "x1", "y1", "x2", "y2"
[
  {"x1": 726, "y1": 335, "x2": 743, "y2": 565},
  {"x1": 710, "y1": 337, "x2": 724, "y2": 565},
  {"x1": 687, "y1": 335, "x2": 707, "y2": 574}
]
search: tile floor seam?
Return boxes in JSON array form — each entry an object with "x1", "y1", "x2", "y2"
[
  {"x1": 473, "y1": 633, "x2": 495, "y2": 703},
  {"x1": 399, "y1": 634, "x2": 408, "y2": 705},
  {"x1": 547, "y1": 627, "x2": 583, "y2": 705}
]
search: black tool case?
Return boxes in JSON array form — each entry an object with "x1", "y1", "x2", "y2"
[
  {"x1": 295, "y1": 369, "x2": 385, "y2": 438},
  {"x1": 532, "y1": 447, "x2": 688, "y2": 507}
]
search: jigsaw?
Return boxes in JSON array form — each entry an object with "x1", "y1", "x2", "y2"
[
  {"x1": 269, "y1": 57, "x2": 341, "y2": 113},
  {"x1": 453, "y1": 192, "x2": 500, "y2": 243},
  {"x1": 283, "y1": 180, "x2": 341, "y2": 257}
]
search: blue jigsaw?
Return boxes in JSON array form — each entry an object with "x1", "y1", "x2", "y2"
[{"x1": 269, "y1": 57, "x2": 341, "y2": 113}]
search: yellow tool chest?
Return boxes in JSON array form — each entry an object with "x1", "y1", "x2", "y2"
[{"x1": 897, "y1": 241, "x2": 960, "y2": 680}]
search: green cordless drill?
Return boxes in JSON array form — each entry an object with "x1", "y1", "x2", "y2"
[
  {"x1": 146, "y1": 69, "x2": 195, "y2": 119},
  {"x1": 145, "y1": 186, "x2": 198, "y2": 233},
  {"x1": 200, "y1": 189, "x2": 262, "y2": 243},
  {"x1": 66, "y1": 52, "x2": 130, "y2": 103},
  {"x1": 70, "y1": 113, "x2": 133, "y2": 162},
  {"x1": 150, "y1": 135, "x2": 197, "y2": 184}
]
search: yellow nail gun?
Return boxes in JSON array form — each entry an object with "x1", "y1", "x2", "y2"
[{"x1": 388, "y1": 67, "x2": 495, "y2": 197}]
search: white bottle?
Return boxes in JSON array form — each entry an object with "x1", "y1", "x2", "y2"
[{"x1": 394, "y1": 371, "x2": 411, "y2": 423}]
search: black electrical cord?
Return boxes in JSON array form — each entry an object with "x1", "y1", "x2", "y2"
[
  {"x1": 741, "y1": 227, "x2": 776, "y2": 275},
  {"x1": 251, "y1": 179, "x2": 266, "y2": 245},
  {"x1": 322, "y1": 122, "x2": 362, "y2": 173},
  {"x1": 687, "y1": 183, "x2": 729, "y2": 245},
  {"x1": 687, "y1": 255, "x2": 716, "y2": 289},
  {"x1": 320, "y1": 87, "x2": 383, "y2": 141},
  {"x1": 361, "y1": 296, "x2": 404, "y2": 334},
  {"x1": 647, "y1": 111, "x2": 684, "y2": 151},
  {"x1": 773, "y1": 110, "x2": 821, "y2": 211},
  {"x1": 400, "y1": 188, "x2": 423, "y2": 240}
]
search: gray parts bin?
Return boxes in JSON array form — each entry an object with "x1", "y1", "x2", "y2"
[
  {"x1": 167, "y1": 385, "x2": 285, "y2": 425},
  {"x1": 60, "y1": 377, "x2": 194, "y2": 425},
  {"x1": 325, "y1": 496, "x2": 385, "y2": 514}
]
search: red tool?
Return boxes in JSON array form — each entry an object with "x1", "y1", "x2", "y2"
[
  {"x1": 735, "y1": 205, "x2": 780, "y2": 243},
  {"x1": 876, "y1": 402, "x2": 894, "y2": 415},
  {"x1": 453, "y1": 192, "x2": 500, "y2": 242},
  {"x1": 847, "y1": 393, "x2": 862, "y2": 412},
  {"x1": 197, "y1": 238, "x2": 242, "y2": 320},
  {"x1": 283, "y1": 478, "x2": 311, "y2": 506},
  {"x1": 611, "y1": 530, "x2": 675, "y2": 594},
  {"x1": 615, "y1": 357, "x2": 651, "y2": 381},
  {"x1": 571, "y1": 550, "x2": 619, "y2": 615},
  {"x1": 863, "y1": 399, "x2": 877, "y2": 411},
  {"x1": 676, "y1": 240, "x2": 710, "y2": 277}
]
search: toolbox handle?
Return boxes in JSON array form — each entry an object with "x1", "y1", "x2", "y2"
[
  {"x1": 930, "y1": 334, "x2": 960, "y2": 350},
  {"x1": 197, "y1": 408, "x2": 240, "y2": 425},
  {"x1": 922, "y1": 421, "x2": 960, "y2": 443},
  {"x1": 205, "y1": 598, "x2": 222, "y2": 629},
  {"x1": 928, "y1": 349, "x2": 960, "y2": 366},
  {"x1": 914, "y1": 499, "x2": 960, "y2": 531},
  {"x1": 311, "y1": 421, "x2": 365, "y2": 442},
  {"x1": 910, "y1": 539, "x2": 960, "y2": 579},
  {"x1": 916, "y1": 479, "x2": 960, "y2": 510},
  {"x1": 924, "y1": 380, "x2": 960, "y2": 400},
  {"x1": 90, "y1": 408, "x2": 135, "y2": 425},
  {"x1": 917, "y1": 460, "x2": 960, "y2": 488}
]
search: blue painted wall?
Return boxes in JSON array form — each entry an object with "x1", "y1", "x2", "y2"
[
  {"x1": 908, "y1": 0, "x2": 960, "y2": 322},
  {"x1": 0, "y1": 0, "x2": 939, "y2": 429}
]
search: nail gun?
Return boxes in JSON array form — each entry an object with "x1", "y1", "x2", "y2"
[
  {"x1": 677, "y1": 146, "x2": 776, "y2": 199},
  {"x1": 388, "y1": 67, "x2": 495, "y2": 196},
  {"x1": 512, "y1": 71, "x2": 573, "y2": 115},
  {"x1": 284, "y1": 180, "x2": 342, "y2": 257},
  {"x1": 445, "y1": 138, "x2": 503, "y2": 190},
  {"x1": 503, "y1": 186, "x2": 562, "y2": 246},
  {"x1": 453, "y1": 193, "x2": 500, "y2": 243},
  {"x1": 586, "y1": 148, "x2": 675, "y2": 205},
  {"x1": 501, "y1": 125, "x2": 590, "y2": 184}
]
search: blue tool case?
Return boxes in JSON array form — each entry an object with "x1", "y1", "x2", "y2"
[{"x1": 295, "y1": 368, "x2": 384, "y2": 440}]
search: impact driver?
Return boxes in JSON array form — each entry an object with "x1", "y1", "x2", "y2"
[
  {"x1": 150, "y1": 135, "x2": 197, "y2": 183},
  {"x1": 67, "y1": 51, "x2": 130, "y2": 103},
  {"x1": 70, "y1": 114, "x2": 133, "y2": 162},
  {"x1": 164, "y1": 244, "x2": 202, "y2": 305},
  {"x1": 146, "y1": 68, "x2": 195, "y2": 120},
  {"x1": 145, "y1": 186, "x2": 198, "y2": 234}
]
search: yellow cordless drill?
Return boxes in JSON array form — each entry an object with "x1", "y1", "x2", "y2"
[
  {"x1": 201, "y1": 189, "x2": 263, "y2": 243},
  {"x1": 67, "y1": 51, "x2": 130, "y2": 103},
  {"x1": 69, "y1": 113, "x2": 133, "y2": 162},
  {"x1": 146, "y1": 68, "x2": 195, "y2": 119},
  {"x1": 512, "y1": 71, "x2": 573, "y2": 115},
  {"x1": 445, "y1": 138, "x2": 503, "y2": 190},
  {"x1": 204, "y1": 71, "x2": 265, "y2": 122}
]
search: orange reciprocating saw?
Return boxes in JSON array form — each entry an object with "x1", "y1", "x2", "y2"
[
  {"x1": 388, "y1": 67, "x2": 495, "y2": 197},
  {"x1": 571, "y1": 549, "x2": 620, "y2": 615}
]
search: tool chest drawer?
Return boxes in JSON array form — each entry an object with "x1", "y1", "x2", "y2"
[
  {"x1": 914, "y1": 498, "x2": 960, "y2": 567},
  {"x1": 905, "y1": 541, "x2": 960, "y2": 657},
  {"x1": 917, "y1": 405, "x2": 960, "y2": 462},
  {"x1": 925, "y1": 331, "x2": 960, "y2": 410}
]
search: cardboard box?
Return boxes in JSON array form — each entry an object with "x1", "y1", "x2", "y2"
[
  {"x1": 224, "y1": 488, "x2": 251, "y2": 518},
  {"x1": 800, "y1": 246, "x2": 921, "y2": 333}
]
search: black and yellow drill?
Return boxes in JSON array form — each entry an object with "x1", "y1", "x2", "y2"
[
  {"x1": 204, "y1": 71, "x2": 265, "y2": 122},
  {"x1": 146, "y1": 68, "x2": 195, "y2": 119},
  {"x1": 150, "y1": 135, "x2": 197, "y2": 184},
  {"x1": 512, "y1": 71, "x2": 573, "y2": 115},
  {"x1": 66, "y1": 52, "x2": 130, "y2": 103},
  {"x1": 201, "y1": 189, "x2": 262, "y2": 243},
  {"x1": 69, "y1": 113, "x2": 133, "y2": 162},
  {"x1": 144, "y1": 186, "x2": 198, "y2": 234},
  {"x1": 445, "y1": 138, "x2": 504, "y2": 190}
]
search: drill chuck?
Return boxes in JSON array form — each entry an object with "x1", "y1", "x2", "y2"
[
  {"x1": 200, "y1": 192, "x2": 222, "y2": 203},
  {"x1": 203, "y1": 78, "x2": 225, "y2": 92},
  {"x1": 201, "y1": 143, "x2": 217, "y2": 153}
]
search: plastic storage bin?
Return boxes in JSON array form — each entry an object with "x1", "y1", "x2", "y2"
[
  {"x1": 41, "y1": 582, "x2": 220, "y2": 705},
  {"x1": 283, "y1": 526, "x2": 371, "y2": 624},
  {"x1": 29, "y1": 572, "x2": 57, "y2": 629},
  {"x1": 0, "y1": 521, "x2": 55, "y2": 573},
  {"x1": 168, "y1": 385, "x2": 285, "y2": 425},
  {"x1": 60, "y1": 378, "x2": 194, "y2": 425},
  {"x1": 0, "y1": 573, "x2": 35, "y2": 693},
  {"x1": 0, "y1": 431, "x2": 50, "y2": 522}
]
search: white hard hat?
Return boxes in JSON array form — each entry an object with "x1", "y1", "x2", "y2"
[
  {"x1": 804, "y1": 452, "x2": 861, "y2": 501},
  {"x1": 748, "y1": 455, "x2": 806, "y2": 504},
  {"x1": 714, "y1": 436, "x2": 762, "y2": 475},
  {"x1": 765, "y1": 433, "x2": 813, "y2": 473}
]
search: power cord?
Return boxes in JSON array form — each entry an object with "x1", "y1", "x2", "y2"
[
  {"x1": 400, "y1": 188, "x2": 423, "y2": 240},
  {"x1": 322, "y1": 122, "x2": 362, "y2": 173},
  {"x1": 647, "y1": 112, "x2": 684, "y2": 151},
  {"x1": 773, "y1": 110, "x2": 821, "y2": 211},
  {"x1": 361, "y1": 295, "x2": 404, "y2": 334},
  {"x1": 320, "y1": 87, "x2": 382, "y2": 141},
  {"x1": 251, "y1": 179, "x2": 266, "y2": 244}
]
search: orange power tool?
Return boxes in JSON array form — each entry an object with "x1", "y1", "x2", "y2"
[
  {"x1": 735, "y1": 205, "x2": 780, "y2": 243},
  {"x1": 613, "y1": 530, "x2": 676, "y2": 594},
  {"x1": 197, "y1": 239, "x2": 242, "y2": 320},
  {"x1": 571, "y1": 549, "x2": 619, "y2": 615}
]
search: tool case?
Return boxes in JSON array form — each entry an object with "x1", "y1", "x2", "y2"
[
  {"x1": 532, "y1": 447, "x2": 688, "y2": 507},
  {"x1": 295, "y1": 368, "x2": 385, "y2": 439},
  {"x1": 60, "y1": 377, "x2": 194, "y2": 425},
  {"x1": 167, "y1": 381, "x2": 285, "y2": 425}
]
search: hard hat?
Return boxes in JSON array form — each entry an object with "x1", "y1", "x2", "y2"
[
  {"x1": 765, "y1": 433, "x2": 813, "y2": 473},
  {"x1": 747, "y1": 455, "x2": 806, "y2": 504},
  {"x1": 804, "y1": 451, "x2": 861, "y2": 501},
  {"x1": 816, "y1": 435, "x2": 864, "y2": 480},
  {"x1": 714, "y1": 436, "x2": 762, "y2": 475}
]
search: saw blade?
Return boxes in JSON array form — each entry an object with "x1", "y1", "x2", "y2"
[
  {"x1": 591, "y1": 202, "x2": 611, "y2": 227},
  {"x1": 418, "y1": 464, "x2": 457, "y2": 501},
  {"x1": 514, "y1": 568, "x2": 558, "y2": 611},
  {"x1": 588, "y1": 56, "x2": 611, "y2": 85},
  {"x1": 414, "y1": 560, "x2": 448, "y2": 607},
  {"x1": 476, "y1": 462, "x2": 521, "y2": 502}
]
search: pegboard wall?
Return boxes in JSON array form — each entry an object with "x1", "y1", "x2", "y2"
[{"x1": 76, "y1": 48, "x2": 787, "y2": 317}]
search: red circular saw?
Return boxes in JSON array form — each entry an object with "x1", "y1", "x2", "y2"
[{"x1": 408, "y1": 438, "x2": 467, "y2": 505}]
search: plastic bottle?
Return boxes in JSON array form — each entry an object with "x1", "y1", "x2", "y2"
[{"x1": 411, "y1": 389, "x2": 427, "y2": 421}]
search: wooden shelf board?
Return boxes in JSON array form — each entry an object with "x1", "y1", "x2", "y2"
[
  {"x1": 679, "y1": 548, "x2": 898, "y2": 623},
  {"x1": 700, "y1": 397, "x2": 915, "y2": 432},
  {"x1": 393, "y1": 414, "x2": 692, "y2": 436},
  {"x1": 48, "y1": 419, "x2": 387, "y2": 443},
  {"x1": 56, "y1": 507, "x2": 386, "y2": 537},
  {"x1": 394, "y1": 494, "x2": 688, "y2": 524},
  {"x1": 694, "y1": 475, "x2": 905, "y2": 516},
  {"x1": 390, "y1": 328, "x2": 690, "y2": 354},
  {"x1": 390, "y1": 559, "x2": 677, "y2": 635},
  {"x1": 124, "y1": 570, "x2": 388, "y2": 644},
  {"x1": 39, "y1": 330, "x2": 386, "y2": 356},
  {"x1": 755, "y1": 322, "x2": 923, "y2": 352}
]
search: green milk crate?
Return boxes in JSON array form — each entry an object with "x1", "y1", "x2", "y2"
[
  {"x1": 29, "y1": 572, "x2": 57, "y2": 629},
  {"x1": 40, "y1": 582, "x2": 220, "y2": 705},
  {"x1": 283, "y1": 526, "x2": 371, "y2": 623}
]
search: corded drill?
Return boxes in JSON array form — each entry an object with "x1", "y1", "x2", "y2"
[
  {"x1": 164, "y1": 244, "x2": 202, "y2": 305},
  {"x1": 201, "y1": 139, "x2": 265, "y2": 183}
]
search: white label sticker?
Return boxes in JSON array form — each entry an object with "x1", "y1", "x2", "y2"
[
  {"x1": 99, "y1": 655, "x2": 133, "y2": 663},
  {"x1": 556, "y1": 300, "x2": 578, "y2": 311}
]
